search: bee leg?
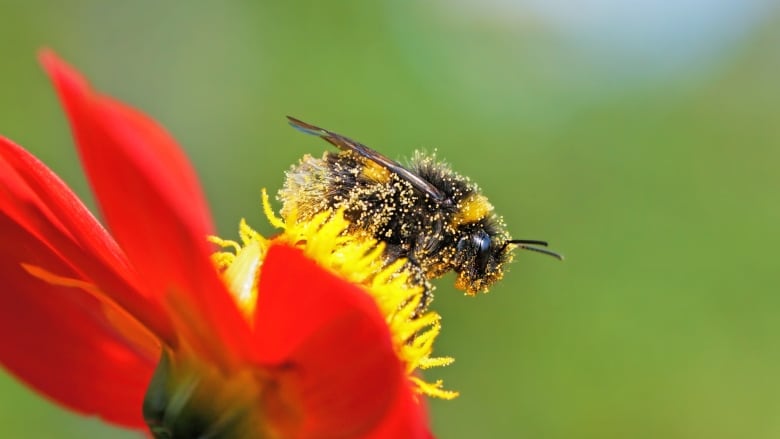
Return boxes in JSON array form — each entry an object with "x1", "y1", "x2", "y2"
[
  {"x1": 417, "y1": 279, "x2": 434, "y2": 314},
  {"x1": 402, "y1": 261, "x2": 433, "y2": 317}
]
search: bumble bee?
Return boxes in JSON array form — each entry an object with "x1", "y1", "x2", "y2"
[{"x1": 279, "y1": 117, "x2": 562, "y2": 300}]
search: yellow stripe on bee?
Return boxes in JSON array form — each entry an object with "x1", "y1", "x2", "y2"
[
  {"x1": 451, "y1": 193, "x2": 493, "y2": 227},
  {"x1": 361, "y1": 160, "x2": 392, "y2": 183}
]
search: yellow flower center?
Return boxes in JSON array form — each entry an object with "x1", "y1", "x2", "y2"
[{"x1": 210, "y1": 189, "x2": 458, "y2": 400}]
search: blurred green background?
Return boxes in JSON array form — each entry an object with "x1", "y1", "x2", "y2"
[{"x1": 1, "y1": 1, "x2": 779, "y2": 437}]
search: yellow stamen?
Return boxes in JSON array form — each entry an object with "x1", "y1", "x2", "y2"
[
  {"x1": 210, "y1": 219, "x2": 270, "y2": 321},
  {"x1": 211, "y1": 188, "x2": 458, "y2": 399}
]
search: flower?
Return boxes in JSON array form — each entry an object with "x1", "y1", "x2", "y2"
[{"x1": 0, "y1": 51, "x2": 453, "y2": 438}]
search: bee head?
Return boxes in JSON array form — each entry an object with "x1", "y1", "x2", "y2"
[
  {"x1": 453, "y1": 229, "x2": 508, "y2": 294},
  {"x1": 453, "y1": 230, "x2": 563, "y2": 295}
]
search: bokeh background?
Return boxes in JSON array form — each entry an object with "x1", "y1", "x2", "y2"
[{"x1": 1, "y1": 1, "x2": 779, "y2": 437}]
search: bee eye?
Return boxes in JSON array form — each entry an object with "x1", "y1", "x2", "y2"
[
  {"x1": 473, "y1": 231, "x2": 492, "y2": 274},
  {"x1": 456, "y1": 231, "x2": 491, "y2": 274}
]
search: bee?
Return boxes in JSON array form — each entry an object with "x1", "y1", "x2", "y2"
[{"x1": 279, "y1": 116, "x2": 562, "y2": 300}]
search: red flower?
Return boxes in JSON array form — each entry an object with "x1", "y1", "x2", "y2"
[{"x1": 0, "y1": 52, "x2": 447, "y2": 438}]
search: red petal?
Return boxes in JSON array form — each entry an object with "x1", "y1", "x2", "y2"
[
  {"x1": 39, "y1": 51, "x2": 252, "y2": 366},
  {"x1": 0, "y1": 212, "x2": 156, "y2": 428},
  {"x1": 0, "y1": 136, "x2": 175, "y2": 346},
  {"x1": 364, "y1": 383, "x2": 433, "y2": 439},
  {"x1": 255, "y1": 245, "x2": 426, "y2": 437}
]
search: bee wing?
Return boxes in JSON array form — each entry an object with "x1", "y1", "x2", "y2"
[{"x1": 287, "y1": 116, "x2": 447, "y2": 203}]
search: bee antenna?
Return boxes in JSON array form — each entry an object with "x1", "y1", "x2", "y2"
[{"x1": 504, "y1": 239, "x2": 564, "y2": 260}]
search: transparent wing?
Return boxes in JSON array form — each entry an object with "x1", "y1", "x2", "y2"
[{"x1": 287, "y1": 116, "x2": 447, "y2": 202}]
